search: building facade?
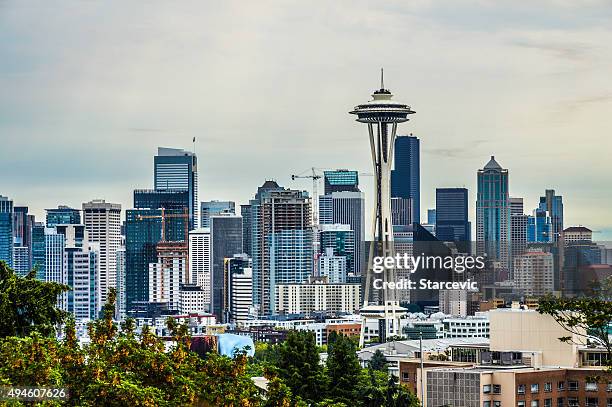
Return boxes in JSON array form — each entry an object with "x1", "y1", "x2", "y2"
[
  {"x1": 200, "y1": 200, "x2": 235, "y2": 228},
  {"x1": 476, "y1": 156, "x2": 510, "y2": 275},
  {"x1": 82, "y1": 199, "x2": 121, "y2": 311},
  {"x1": 154, "y1": 147, "x2": 198, "y2": 229},
  {"x1": 391, "y1": 134, "x2": 420, "y2": 224}
]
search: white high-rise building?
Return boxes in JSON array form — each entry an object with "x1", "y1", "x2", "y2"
[
  {"x1": 319, "y1": 191, "x2": 365, "y2": 275},
  {"x1": 275, "y1": 277, "x2": 361, "y2": 315},
  {"x1": 179, "y1": 284, "x2": 206, "y2": 314},
  {"x1": 82, "y1": 200, "x2": 121, "y2": 313},
  {"x1": 513, "y1": 249, "x2": 554, "y2": 297},
  {"x1": 45, "y1": 228, "x2": 65, "y2": 285},
  {"x1": 148, "y1": 242, "x2": 188, "y2": 311},
  {"x1": 189, "y1": 228, "x2": 211, "y2": 306},
  {"x1": 319, "y1": 247, "x2": 347, "y2": 283},
  {"x1": 226, "y1": 255, "x2": 253, "y2": 326}
]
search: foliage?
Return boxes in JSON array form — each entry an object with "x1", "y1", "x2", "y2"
[
  {"x1": 277, "y1": 330, "x2": 326, "y2": 405},
  {"x1": 368, "y1": 349, "x2": 389, "y2": 372},
  {"x1": 326, "y1": 332, "x2": 361, "y2": 403},
  {"x1": 0, "y1": 261, "x2": 69, "y2": 338},
  {"x1": 0, "y1": 263, "x2": 424, "y2": 406}
]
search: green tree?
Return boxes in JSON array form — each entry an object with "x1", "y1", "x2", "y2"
[
  {"x1": 277, "y1": 330, "x2": 326, "y2": 404},
  {"x1": 326, "y1": 332, "x2": 361, "y2": 403},
  {"x1": 368, "y1": 349, "x2": 389, "y2": 372},
  {"x1": 0, "y1": 261, "x2": 69, "y2": 338}
]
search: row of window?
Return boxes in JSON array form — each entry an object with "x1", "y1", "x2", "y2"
[
  {"x1": 517, "y1": 398, "x2": 612, "y2": 407},
  {"x1": 518, "y1": 381, "x2": 612, "y2": 394}
]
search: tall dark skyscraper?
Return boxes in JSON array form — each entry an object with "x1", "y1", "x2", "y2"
[
  {"x1": 476, "y1": 156, "x2": 510, "y2": 274},
  {"x1": 323, "y1": 169, "x2": 360, "y2": 194},
  {"x1": 539, "y1": 189, "x2": 563, "y2": 242},
  {"x1": 154, "y1": 147, "x2": 198, "y2": 229},
  {"x1": 46, "y1": 205, "x2": 80, "y2": 228},
  {"x1": 0, "y1": 195, "x2": 14, "y2": 267},
  {"x1": 134, "y1": 189, "x2": 189, "y2": 212},
  {"x1": 210, "y1": 214, "x2": 243, "y2": 319},
  {"x1": 201, "y1": 200, "x2": 235, "y2": 228},
  {"x1": 435, "y1": 188, "x2": 471, "y2": 251},
  {"x1": 391, "y1": 134, "x2": 420, "y2": 224},
  {"x1": 31, "y1": 222, "x2": 46, "y2": 280},
  {"x1": 12, "y1": 206, "x2": 34, "y2": 275}
]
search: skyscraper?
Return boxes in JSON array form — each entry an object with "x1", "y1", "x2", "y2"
[
  {"x1": 82, "y1": 199, "x2": 122, "y2": 311},
  {"x1": 46, "y1": 205, "x2": 80, "y2": 228},
  {"x1": 513, "y1": 249, "x2": 554, "y2": 297},
  {"x1": 319, "y1": 191, "x2": 365, "y2": 275},
  {"x1": 539, "y1": 189, "x2": 563, "y2": 242},
  {"x1": 31, "y1": 222, "x2": 46, "y2": 280},
  {"x1": 244, "y1": 182, "x2": 312, "y2": 316},
  {"x1": 509, "y1": 197, "x2": 524, "y2": 216},
  {"x1": 55, "y1": 224, "x2": 99, "y2": 319},
  {"x1": 223, "y1": 253, "x2": 253, "y2": 325},
  {"x1": 318, "y1": 223, "x2": 355, "y2": 278},
  {"x1": 12, "y1": 206, "x2": 34, "y2": 275},
  {"x1": 476, "y1": 156, "x2": 510, "y2": 274},
  {"x1": 210, "y1": 213, "x2": 243, "y2": 319},
  {"x1": 125, "y1": 207, "x2": 186, "y2": 312},
  {"x1": 391, "y1": 197, "x2": 412, "y2": 227},
  {"x1": 200, "y1": 200, "x2": 235, "y2": 228},
  {"x1": 188, "y1": 228, "x2": 212, "y2": 305},
  {"x1": 154, "y1": 147, "x2": 198, "y2": 229},
  {"x1": 134, "y1": 189, "x2": 189, "y2": 212},
  {"x1": 391, "y1": 134, "x2": 420, "y2": 224},
  {"x1": 0, "y1": 196, "x2": 14, "y2": 267},
  {"x1": 148, "y1": 241, "x2": 188, "y2": 311},
  {"x1": 323, "y1": 169, "x2": 360, "y2": 194},
  {"x1": 527, "y1": 208, "x2": 553, "y2": 243},
  {"x1": 435, "y1": 188, "x2": 471, "y2": 251}
]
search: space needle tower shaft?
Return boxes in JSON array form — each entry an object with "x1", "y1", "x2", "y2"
[{"x1": 350, "y1": 70, "x2": 415, "y2": 345}]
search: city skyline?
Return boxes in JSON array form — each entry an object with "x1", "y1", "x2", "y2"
[{"x1": 1, "y1": 1, "x2": 612, "y2": 239}]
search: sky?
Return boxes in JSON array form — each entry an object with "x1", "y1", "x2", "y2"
[{"x1": 1, "y1": 0, "x2": 611, "y2": 240}]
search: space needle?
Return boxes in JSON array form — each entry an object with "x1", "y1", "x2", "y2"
[{"x1": 350, "y1": 70, "x2": 414, "y2": 346}]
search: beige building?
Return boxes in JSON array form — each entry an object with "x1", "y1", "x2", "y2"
[
  {"x1": 275, "y1": 276, "x2": 360, "y2": 314},
  {"x1": 513, "y1": 249, "x2": 554, "y2": 297},
  {"x1": 489, "y1": 308, "x2": 584, "y2": 368}
]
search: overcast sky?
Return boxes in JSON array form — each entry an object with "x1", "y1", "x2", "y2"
[{"x1": 1, "y1": 0, "x2": 611, "y2": 240}]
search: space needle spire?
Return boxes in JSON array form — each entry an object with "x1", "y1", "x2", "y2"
[{"x1": 350, "y1": 71, "x2": 415, "y2": 346}]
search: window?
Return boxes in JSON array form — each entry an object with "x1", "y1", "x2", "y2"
[
  {"x1": 494, "y1": 402, "x2": 501, "y2": 407},
  {"x1": 493, "y1": 384, "x2": 502, "y2": 394},
  {"x1": 586, "y1": 398, "x2": 599, "y2": 407},
  {"x1": 518, "y1": 384, "x2": 526, "y2": 395},
  {"x1": 544, "y1": 399, "x2": 552, "y2": 407},
  {"x1": 484, "y1": 402, "x2": 491, "y2": 407},
  {"x1": 557, "y1": 398, "x2": 564, "y2": 407},
  {"x1": 401, "y1": 372, "x2": 409, "y2": 381},
  {"x1": 568, "y1": 397, "x2": 579, "y2": 407},
  {"x1": 607, "y1": 398, "x2": 612, "y2": 407},
  {"x1": 484, "y1": 384, "x2": 492, "y2": 394},
  {"x1": 518, "y1": 402, "x2": 525, "y2": 407},
  {"x1": 531, "y1": 401, "x2": 539, "y2": 407},
  {"x1": 586, "y1": 382, "x2": 599, "y2": 392},
  {"x1": 558, "y1": 381, "x2": 565, "y2": 391},
  {"x1": 544, "y1": 383, "x2": 552, "y2": 392},
  {"x1": 531, "y1": 384, "x2": 540, "y2": 394},
  {"x1": 568, "y1": 381, "x2": 579, "y2": 391},
  {"x1": 608, "y1": 382, "x2": 612, "y2": 392}
]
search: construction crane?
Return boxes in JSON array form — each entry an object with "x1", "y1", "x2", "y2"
[
  {"x1": 291, "y1": 167, "x2": 322, "y2": 226},
  {"x1": 135, "y1": 207, "x2": 191, "y2": 283}
]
